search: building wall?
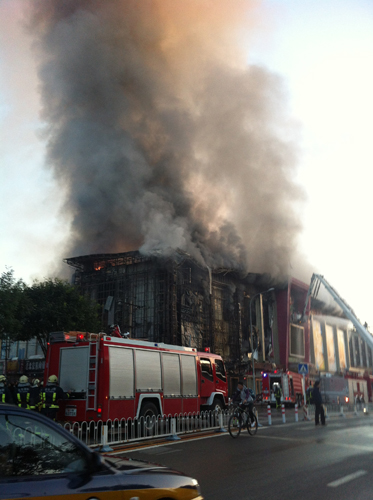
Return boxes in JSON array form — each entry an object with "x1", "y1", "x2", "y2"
[{"x1": 66, "y1": 252, "x2": 275, "y2": 376}]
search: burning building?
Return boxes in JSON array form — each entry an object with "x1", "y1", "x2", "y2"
[{"x1": 65, "y1": 250, "x2": 276, "y2": 379}]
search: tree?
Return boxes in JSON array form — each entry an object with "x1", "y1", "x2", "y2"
[
  {"x1": 22, "y1": 278, "x2": 101, "y2": 356},
  {"x1": 0, "y1": 268, "x2": 31, "y2": 336}
]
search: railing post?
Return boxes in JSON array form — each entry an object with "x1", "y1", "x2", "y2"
[
  {"x1": 100, "y1": 424, "x2": 113, "y2": 452},
  {"x1": 167, "y1": 417, "x2": 181, "y2": 441},
  {"x1": 215, "y1": 412, "x2": 227, "y2": 433},
  {"x1": 303, "y1": 404, "x2": 311, "y2": 421},
  {"x1": 255, "y1": 407, "x2": 263, "y2": 427},
  {"x1": 281, "y1": 403, "x2": 286, "y2": 424}
]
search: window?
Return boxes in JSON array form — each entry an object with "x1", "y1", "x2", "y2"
[
  {"x1": 0, "y1": 413, "x2": 87, "y2": 477},
  {"x1": 215, "y1": 359, "x2": 226, "y2": 382},
  {"x1": 290, "y1": 324, "x2": 305, "y2": 358},
  {"x1": 200, "y1": 358, "x2": 213, "y2": 381}
]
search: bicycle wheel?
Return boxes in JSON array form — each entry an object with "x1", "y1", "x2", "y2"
[
  {"x1": 228, "y1": 414, "x2": 242, "y2": 438},
  {"x1": 247, "y1": 414, "x2": 258, "y2": 435}
]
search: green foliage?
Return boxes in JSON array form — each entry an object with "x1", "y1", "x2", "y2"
[
  {"x1": 0, "y1": 271, "x2": 101, "y2": 356},
  {"x1": 0, "y1": 269, "x2": 31, "y2": 337}
]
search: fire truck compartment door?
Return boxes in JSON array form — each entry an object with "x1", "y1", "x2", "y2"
[
  {"x1": 162, "y1": 353, "x2": 181, "y2": 396},
  {"x1": 282, "y1": 374, "x2": 290, "y2": 397},
  {"x1": 109, "y1": 347, "x2": 134, "y2": 398},
  {"x1": 136, "y1": 350, "x2": 161, "y2": 391},
  {"x1": 59, "y1": 347, "x2": 89, "y2": 393},
  {"x1": 180, "y1": 354, "x2": 197, "y2": 396}
]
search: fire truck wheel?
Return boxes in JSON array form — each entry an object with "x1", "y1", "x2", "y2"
[
  {"x1": 210, "y1": 397, "x2": 224, "y2": 412},
  {"x1": 140, "y1": 402, "x2": 159, "y2": 420}
]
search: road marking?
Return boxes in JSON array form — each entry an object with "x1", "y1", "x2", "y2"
[
  {"x1": 327, "y1": 470, "x2": 367, "y2": 488},
  {"x1": 256, "y1": 435, "x2": 303, "y2": 443},
  {"x1": 109, "y1": 431, "x2": 229, "y2": 455}
]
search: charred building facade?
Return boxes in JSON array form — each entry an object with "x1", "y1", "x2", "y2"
[{"x1": 65, "y1": 251, "x2": 275, "y2": 381}]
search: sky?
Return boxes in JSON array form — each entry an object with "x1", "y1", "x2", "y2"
[{"x1": 1, "y1": 0, "x2": 373, "y2": 327}]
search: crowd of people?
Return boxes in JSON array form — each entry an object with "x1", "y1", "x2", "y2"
[{"x1": 0, "y1": 373, "x2": 69, "y2": 420}]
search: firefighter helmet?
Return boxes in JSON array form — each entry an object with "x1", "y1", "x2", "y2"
[
  {"x1": 0, "y1": 375, "x2": 6, "y2": 383},
  {"x1": 19, "y1": 375, "x2": 28, "y2": 383},
  {"x1": 48, "y1": 374, "x2": 58, "y2": 383},
  {"x1": 32, "y1": 378, "x2": 40, "y2": 386}
]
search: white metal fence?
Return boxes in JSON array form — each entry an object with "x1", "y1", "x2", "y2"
[
  {"x1": 63, "y1": 410, "x2": 230, "y2": 448},
  {"x1": 62, "y1": 403, "x2": 372, "y2": 448}
]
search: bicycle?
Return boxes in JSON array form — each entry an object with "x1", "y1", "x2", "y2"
[{"x1": 228, "y1": 403, "x2": 258, "y2": 438}]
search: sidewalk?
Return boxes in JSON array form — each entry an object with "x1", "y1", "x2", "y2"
[{"x1": 254, "y1": 403, "x2": 372, "y2": 427}]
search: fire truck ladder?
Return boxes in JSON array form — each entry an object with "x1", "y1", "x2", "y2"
[
  {"x1": 86, "y1": 339, "x2": 99, "y2": 411},
  {"x1": 302, "y1": 273, "x2": 373, "y2": 352}
]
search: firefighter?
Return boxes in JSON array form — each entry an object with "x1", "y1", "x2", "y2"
[
  {"x1": 110, "y1": 324, "x2": 122, "y2": 338},
  {"x1": 274, "y1": 383, "x2": 282, "y2": 409},
  {"x1": 41, "y1": 374, "x2": 69, "y2": 420},
  {"x1": 0, "y1": 375, "x2": 14, "y2": 404},
  {"x1": 30, "y1": 378, "x2": 41, "y2": 411},
  {"x1": 16, "y1": 375, "x2": 32, "y2": 409}
]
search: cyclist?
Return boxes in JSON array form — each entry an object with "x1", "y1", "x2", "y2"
[{"x1": 232, "y1": 380, "x2": 256, "y2": 427}]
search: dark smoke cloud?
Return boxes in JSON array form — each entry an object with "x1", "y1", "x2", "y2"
[{"x1": 30, "y1": 0, "x2": 304, "y2": 276}]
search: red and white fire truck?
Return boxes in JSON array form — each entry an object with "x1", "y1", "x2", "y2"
[
  {"x1": 44, "y1": 331, "x2": 228, "y2": 422},
  {"x1": 261, "y1": 369, "x2": 305, "y2": 406}
]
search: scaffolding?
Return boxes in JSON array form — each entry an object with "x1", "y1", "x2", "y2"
[{"x1": 64, "y1": 250, "x2": 269, "y2": 370}]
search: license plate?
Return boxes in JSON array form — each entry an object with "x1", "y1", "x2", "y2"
[{"x1": 65, "y1": 408, "x2": 77, "y2": 417}]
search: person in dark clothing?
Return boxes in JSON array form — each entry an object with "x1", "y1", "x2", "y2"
[
  {"x1": 41, "y1": 374, "x2": 69, "y2": 420},
  {"x1": 312, "y1": 380, "x2": 326, "y2": 425},
  {"x1": 30, "y1": 378, "x2": 41, "y2": 411},
  {"x1": 15, "y1": 375, "x2": 32, "y2": 409},
  {"x1": 232, "y1": 380, "x2": 256, "y2": 426},
  {"x1": 0, "y1": 375, "x2": 14, "y2": 404}
]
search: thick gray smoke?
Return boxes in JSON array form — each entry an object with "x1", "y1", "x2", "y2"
[{"x1": 30, "y1": 0, "x2": 304, "y2": 276}]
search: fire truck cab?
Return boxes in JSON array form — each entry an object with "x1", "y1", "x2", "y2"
[{"x1": 45, "y1": 331, "x2": 228, "y2": 422}]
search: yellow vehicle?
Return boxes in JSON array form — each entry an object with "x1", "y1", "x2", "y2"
[{"x1": 0, "y1": 403, "x2": 202, "y2": 500}]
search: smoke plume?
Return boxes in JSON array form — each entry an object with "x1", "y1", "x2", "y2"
[{"x1": 30, "y1": 0, "x2": 304, "y2": 276}]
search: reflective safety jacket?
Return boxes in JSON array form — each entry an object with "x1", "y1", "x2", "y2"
[
  {"x1": 0, "y1": 383, "x2": 14, "y2": 404},
  {"x1": 16, "y1": 383, "x2": 31, "y2": 409},
  {"x1": 41, "y1": 383, "x2": 66, "y2": 410}
]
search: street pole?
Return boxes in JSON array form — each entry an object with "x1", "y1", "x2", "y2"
[{"x1": 250, "y1": 287, "x2": 274, "y2": 394}]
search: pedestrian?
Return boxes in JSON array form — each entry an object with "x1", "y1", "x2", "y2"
[
  {"x1": 312, "y1": 380, "x2": 326, "y2": 426},
  {"x1": 15, "y1": 375, "x2": 32, "y2": 409},
  {"x1": 306, "y1": 382, "x2": 313, "y2": 405},
  {"x1": 40, "y1": 374, "x2": 69, "y2": 421},
  {"x1": 0, "y1": 375, "x2": 14, "y2": 404}
]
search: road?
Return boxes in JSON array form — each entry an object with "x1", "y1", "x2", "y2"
[{"x1": 111, "y1": 413, "x2": 373, "y2": 500}]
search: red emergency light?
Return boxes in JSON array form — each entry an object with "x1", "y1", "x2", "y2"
[
  {"x1": 204, "y1": 347, "x2": 211, "y2": 353},
  {"x1": 274, "y1": 370, "x2": 277, "y2": 374},
  {"x1": 76, "y1": 333, "x2": 85, "y2": 341}
]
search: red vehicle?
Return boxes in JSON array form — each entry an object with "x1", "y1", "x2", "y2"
[
  {"x1": 261, "y1": 370, "x2": 305, "y2": 406},
  {"x1": 45, "y1": 331, "x2": 228, "y2": 422}
]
